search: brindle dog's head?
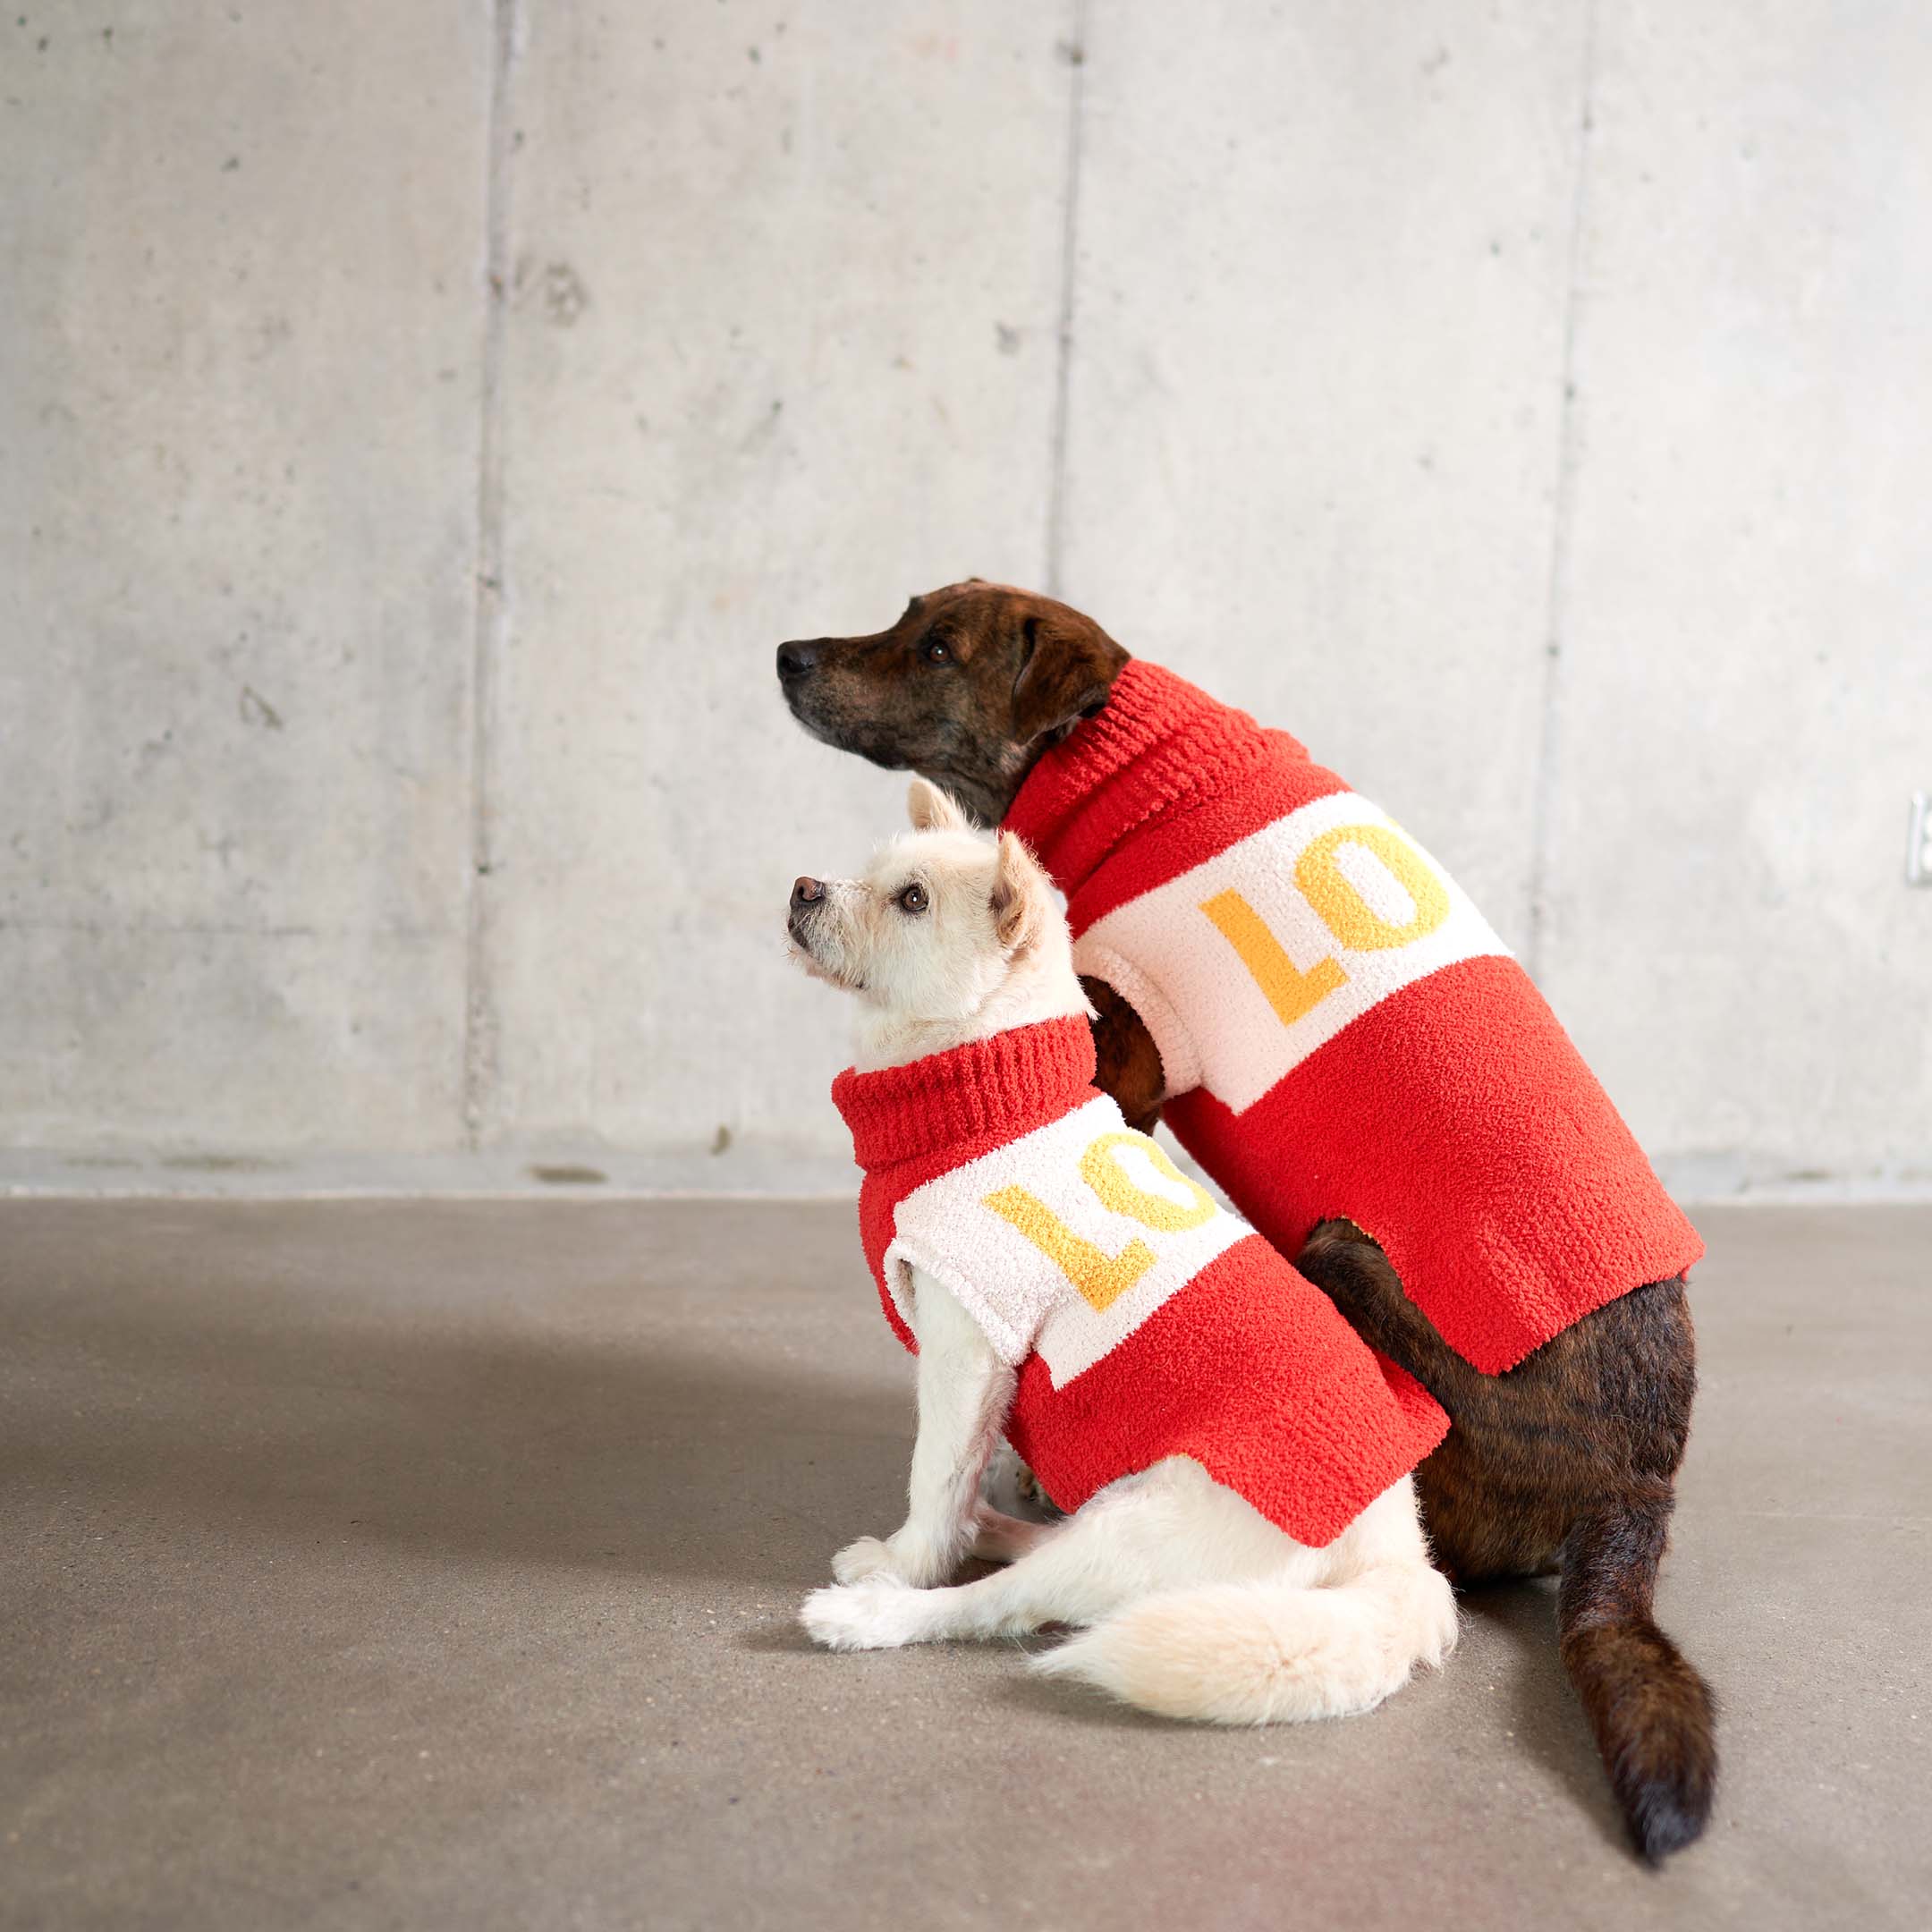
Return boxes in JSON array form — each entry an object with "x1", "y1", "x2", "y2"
[{"x1": 775, "y1": 580, "x2": 1129, "y2": 825}]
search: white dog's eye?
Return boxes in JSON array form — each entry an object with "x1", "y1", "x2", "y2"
[{"x1": 896, "y1": 882, "x2": 928, "y2": 914}]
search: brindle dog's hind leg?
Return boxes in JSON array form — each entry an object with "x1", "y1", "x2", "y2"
[
  {"x1": 1294, "y1": 1219, "x2": 1699, "y2": 1584},
  {"x1": 1294, "y1": 1220, "x2": 1573, "y2": 1580},
  {"x1": 1293, "y1": 1219, "x2": 1715, "y2": 1860}
]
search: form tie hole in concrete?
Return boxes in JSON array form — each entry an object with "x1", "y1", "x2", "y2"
[{"x1": 527, "y1": 1163, "x2": 607, "y2": 1186}]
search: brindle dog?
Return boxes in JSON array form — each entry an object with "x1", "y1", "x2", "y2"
[{"x1": 778, "y1": 581, "x2": 1717, "y2": 1861}]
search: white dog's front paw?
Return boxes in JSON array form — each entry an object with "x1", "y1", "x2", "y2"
[
  {"x1": 831, "y1": 1536, "x2": 898, "y2": 1585},
  {"x1": 800, "y1": 1580, "x2": 927, "y2": 1651},
  {"x1": 831, "y1": 1531, "x2": 945, "y2": 1588}
]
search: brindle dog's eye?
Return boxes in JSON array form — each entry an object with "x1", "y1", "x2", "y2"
[
  {"x1": 897, "y1": 882, "x2": 928, "y2": 914},
  {"x1": 922, "y1": 639, "x2": 951, "y2": 665}
]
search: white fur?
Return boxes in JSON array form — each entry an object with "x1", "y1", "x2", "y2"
[
  {"x1": 791, "y1": 780, "x2": 1458, "y2": 1724},
  {"x1": 786, "y1": 779, "x2": 1091, "y2": 1073}
]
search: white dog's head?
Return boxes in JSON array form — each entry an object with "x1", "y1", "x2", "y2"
[{"x1": 787, "y1": 780, "x2": 1090, "y2": 1068}]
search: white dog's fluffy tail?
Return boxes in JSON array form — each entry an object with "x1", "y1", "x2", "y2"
[{"x1": 1031, "y1": 1564, "x2": 1457, "y2": 1725}]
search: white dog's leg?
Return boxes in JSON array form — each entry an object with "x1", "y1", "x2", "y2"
[
  {"x1": 1035, "y1": 1478, "x2": 1459, "y2": 1723},
  {"x1": 807, "y1": 1458, "x2": 1275, "y2": 1648},
  {"x1": 831, "y1": 1268, "x2": 1014, "y2": 1589},
  {"x1": 804, "y1": 1463, "x2": 1457, "y2": 1727},
  {"x1": 972, "y1": 1443, "x2": 1060, "y2": 1561},
  {"x1": 968, "y1": 1501, "x2": 1052, "y2": 1564},
  {"x1": 979, "y1": 1439, "x2": 1062, "y2": 1522}
]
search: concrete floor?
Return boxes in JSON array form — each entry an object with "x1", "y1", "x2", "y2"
[{"x1": 1, "y1": 1201, "x2": 1927, "y2": 1931}]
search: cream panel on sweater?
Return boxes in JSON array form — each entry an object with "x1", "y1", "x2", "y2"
[
  {"x1": 1073, "y1": 791, "x2": 1512, "y2": 1114},
  {"x1": 885, "y1": 1095, "x2": 1249, "y2": 1387}
]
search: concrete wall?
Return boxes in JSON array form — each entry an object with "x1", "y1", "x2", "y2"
[{"x1": 4, "y1": 1, "x2": 1928, "y2": 1194}]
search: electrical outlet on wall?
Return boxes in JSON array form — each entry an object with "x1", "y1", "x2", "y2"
[{"x1": 1909, "y1": 792, "x2": 1932, "y2": 886}]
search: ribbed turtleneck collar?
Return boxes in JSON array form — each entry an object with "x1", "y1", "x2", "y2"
[
  {"x1": 832, "y1": 1016, "x2": 1097, "y2": 1172},
  {"x1": 1002, "y1": 659, "x2": 1294, "y2": 900}
]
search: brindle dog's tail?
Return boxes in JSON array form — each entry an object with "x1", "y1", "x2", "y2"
[{"x1": 1558, "y1": 1496, "x2": 1717, "y2": 1862}]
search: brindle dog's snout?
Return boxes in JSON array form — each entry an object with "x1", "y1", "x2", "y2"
[{"x1": 776, "y1": 640, "x2": 819, "y2": 683}]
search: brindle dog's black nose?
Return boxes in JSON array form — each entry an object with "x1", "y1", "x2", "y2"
[
  {"x1": 791, "y1": 876, "x2": 826, "y2": 909},
  {"x1": 776, "y1": 640, "x2": 818, "y2": 682}
]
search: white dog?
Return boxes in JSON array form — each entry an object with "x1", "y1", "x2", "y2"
[{"x1": 786, "y1": 780, "x2": 1457, "y2": 1723}]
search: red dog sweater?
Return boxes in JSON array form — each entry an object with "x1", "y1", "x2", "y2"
[
  {"x1": 1003, "y1": 662, "x2": 1704, "y2": 1375},
  {"x1": 832, "y1": 1015, "x2": 1448, "y2": 1548}
]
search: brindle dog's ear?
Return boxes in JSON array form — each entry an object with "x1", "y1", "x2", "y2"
[{"x1": 1009, "y1": 606, "x2": 1128, "y2": 747}]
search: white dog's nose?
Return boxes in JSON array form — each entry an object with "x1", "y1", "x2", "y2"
[{"x1": 791, "y1": 877, "x2": 826, "y2": 910}]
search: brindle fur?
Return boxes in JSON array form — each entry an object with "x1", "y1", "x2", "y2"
[
  {"x1": 777, "y1": 580, "x2": 1127, "y2": 826},
  {"x1": 779, "y1": 582, "x2": 1718, "y2": 1860},
  {"x1": 1082, "y1": 977, "x2": 1166, "y2": 1138}
]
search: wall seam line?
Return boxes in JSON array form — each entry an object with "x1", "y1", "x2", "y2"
[
  {"x1": 461, "y1": 0, "x2": 520, "y2": 1149},
  {"x1": 1043, "y1": 1, "x2": 1090, "y2": 598},
  {"x1": 1524, "y1": 0, "x2": 1599, "y2": 985}
]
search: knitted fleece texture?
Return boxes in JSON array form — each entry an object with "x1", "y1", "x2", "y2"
[
  {"x1": 833, "y1": 1016, "x2": 1448, "y2": 1549},
  {"x1": 1004, "y1": 663, "x2": 1704, "y2": 1375}
]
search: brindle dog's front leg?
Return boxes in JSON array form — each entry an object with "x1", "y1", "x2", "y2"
[
  {"x1": 1294, "y1": 1219, "x2": 1697, "y2": 1590},
  {"x1": 1082, "y1": 976, "x2": 1165, "y2": 1135}
]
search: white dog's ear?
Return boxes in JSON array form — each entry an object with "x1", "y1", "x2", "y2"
[
  {"x1": 989, "y1": 832, "x2": 1050, "y2": 958},
  {"x1": 907, "y1": 778, "x2": 969, "y2": 833}
]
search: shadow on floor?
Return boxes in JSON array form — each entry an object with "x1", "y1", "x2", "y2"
[
  {"x1": 1, "y1": 1275, "x2": 907, "y2": 1590},
  {"x1": 1460, "y1": 1581, "x2": 1631, "y2": 1852}
]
